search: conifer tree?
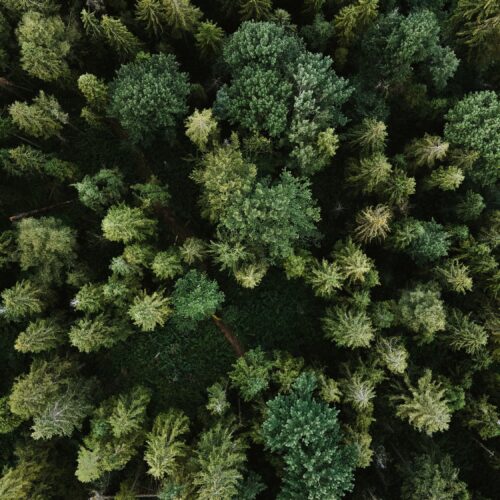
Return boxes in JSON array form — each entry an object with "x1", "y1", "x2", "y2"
[
  {"x1": 77, "y1": 73, "x2": 109, "y2": 125},
  {"x1": 323, "y1": 305, "x2": 374, "y2": 348},
  {"x1": 348, "y1": 118, "x2": 387, "y2": 154},
  {"x1": 17, "y1": 217, "x2": 76, "y2": 285},
  {"x1": 9, "y1": 357, "x2": 93, "y2": 439},
  {"x1": 446, "y1": 309, "x2": 488, "y2": 355},
  {"x1": 1, "y1": 280, "x2": 45, "y2": 321},
  {"x1": 9, "y1": 91, "x2": 68, "y2": 140},
  {"x1": 354, "y1": 205, "x2": 392, "y2": 244},
  {"x1": 395, "y1": 370, "x2": 451, "y2": 436},
  {"x1": 163, "y1": 0, "x2": 203, "y2": 34},
  {"x1": 109, "y1": 53, "x2": 190, "y2": 144},
  {"x1": 151, "y1": 249, "x2": 184, "y2": 280},
  {"x1": 185, "y1": 108, "x2": 219, "y2": 151},
  {"x1": 102, "y1": 205, "x2": 157, "y2": 243},
  {"x1": 74, "y1": 169, "x2": 125, "y2": 212},
  {"x1": 144, "y1": 409, "x2": 189, "y2": 480},
  {"x1": 16, "y1": 11, "x2": 71, "y2": 81},
  {"x1": 307, "y1": 259, "x2": 344, "y2": 299},
  {"x1": 437, "y1": 259, "x2": 473, "y2": 293},
  {"x1": 398, "y1": 283, "x2": 446, "y2": 344},
  {"x1": 15, "y1": 317, "x2": 65, "y2": 353},
  {"x1": 334, "y1": 0, "x2": 379, "y2": 47},
  {"x1": 128, "y1": 290, "x2": 172, "y2": 332},
  {"x1": 263, "y1": 373, "x2": 357, "y2": 499},
  {"x1": 406, "y1": 134, "x2": 449, "y2": 168},
  {"x1": 229, "y1": 348, "x2": 272, "y2": 401},
  {"x1": 195, "y1": 21, "x2": 225, "y2": 58}
]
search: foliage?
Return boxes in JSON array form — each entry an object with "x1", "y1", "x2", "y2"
[
  {"x1": 128, "y1": 290, "x2": 172, "y2": 332},
  {"x1": 262, "y1": 373, "x2": 357, "y2": 499},
  {"x1": 109, "y1": 53, "x2": 190, "y2": 144}
]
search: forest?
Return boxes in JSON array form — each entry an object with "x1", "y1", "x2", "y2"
[{"x1": 0, "y1": 0, "x2": 498, "y2": 498}]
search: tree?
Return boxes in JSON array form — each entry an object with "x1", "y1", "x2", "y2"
[
  {"x1": 77, "y1": 73, "x2": 108, "y2": 125},
  {"x1": 109, "y1": 53, "x2": 190, "y2": 144},
  {"x1": 348, "y1": 118, "x2": 387, "y2": 154},
  {"x1": 229, "y1": 347, "x2": 272, "y2": 401},
  {"x1": 73, "y1": 168, "x2": 125, "y2": 212},
  {"x1": 195, "y1": 21, "x2": 225, "y2": 58},
  {"x1": 76, "y1": 387, "x2": 151, "y2": 482},
  {"x1": 346, "y1": 153, "x2": 392, "y2": 194},
  {"x1": 16, "y1": 11, "x2": 71, "y2": 81},
  {"x1": 145, "y1": 409, "x2": 189, "y2": 480},
  {"x1": 334, "y1": 0, "x2": 379, "y2": 47},
  {"x1": 69, "y1": 315, "x2": 130, "y2": 352},
  {"x1": 446, "y1": 309, "x2": 488, "y2": 355},
  {"x1": 445, "y1": 91, "x2": 500, "y2": 186},
  {"x1": 102, "y1": 205, "x2": 157, "y2": 243},
  {"x1": 333, "y1": 238, "x2": 377, "y2": 285},
  {"x1": 465, "y1": 396, "x2": 500, "y2": 440},
  {"x1": 376, "y1": 337, "x2": 408, "y2": 374},
  {"x1": 401, "y1": 454, "x2": 469, "y2": 499},
  {"x1": 398, "y1": 283, "x2": 446, "y2": 344},
  {"x1": 9, "y1": 91, "x2": 68, "y2": 140},
  {"x1": 191, "y1": 423, "x2": 247, "y2": 500},
  {"x1": 323, "y1": 305, "x2": 374, "y2": 348},
  {"x1": 151, "y1": 249, "x2": 184, "y2": 280},
  {"x1": 128, "y1": 290, "x2": 172, "y2": 332},
  {"x1": 238, "y1": 0, "x2": 272, "y2": 20},
  {"x1": 163, "y1": 0, "x2": 202, "y2": 34},
  {"x1": 307, "y1": 259, "x2": 344, "y2": 298},
  {"x1": 456, "y1": 191, "x2": 485, "y2": 221},
  {"x1": 9, "y1": 357, "x2": 93, "y2": 439},
  {"x1": 451, "y1": 0, "x2": 500, "y2": 68},
  {"x1": 218, "y1": 171, "x2": 321, "y2": 264},
  {"x1": 192, "y1": 135, "x2": 257, "y2": 222},
  {"x1": 135, "y1": 0, "x2": 166, "y2": 36},
  {"x1": 185, "y1": 108, "x2": 219, "y2": 151},
  {"x1": 395, "y1": 370, "x2": 451, "y2": 436},
  {"x1": 17, "y1": 217, "x2": 77, "y2": 285},
  {"x1": 437, "y1": 259, "x2": 473, "y2": 294},
  {"x1": 171, "y1": 270, "x2": 224, "y2": 326},
  {"x1": 354, "y1": 205, "x2": 392, "y2": 244},
  {"x1": 406, "y1": 134, "x2": 449, "y2": 168},
  {"x1": 15, "y1": 317, "x2": 65, "y2": 353},
  {"x1": 262, "y1": 373, "x2": 357, "y2": 499},
  {"x1": 391, "y1": 218, "x2": 450, "y2": 265},
  {"x1": 99, "y1": 15, "x2": 142, "y2": 58},
  {"x1": 1, "y1": 280, "x2": 46, "y2": 321}
]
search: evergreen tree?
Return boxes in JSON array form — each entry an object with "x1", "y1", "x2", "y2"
[
  {"x1": 263, "y1": 373, "x2": 357, "y2": 499},
  {"x1": 109, "y1": 53, "x2": 190, "y2": 144},
  {"x1": 9, "y1": 357, "x2": 93, "y2": 439},
  {"x1": 323, "y1": 305, "x2": 374, "y2": 348},
  {"x1": 144, "y1": 409, "x2": 189, "y2": 480},
  {"x1": 395, "y1": 370, "x2": 451, "y2": 436},
  {"x1": 185, "y1": 108, "x2": 219, "y2": 151},
  {"x1": 16, "y1": 11, "x2": 71, "y2": 81},
  {"x1": 9, "y1": 91, "x2": 68, "y2": 140},
  {"x1": 15, "y1": 317, "x2": 65, "y2": 353},
  {"x1": 354, "y1": 205, "x2": 392, "y2": 244},
  {"x1": 229, "y1": 348, "x2": 272, "y2": 401},
  {"x1": 128, "y1": 290, "x2": 172, "y2": 332},
  {"x1": 1, "y1": 280, "x2": 46, "y2": 321},
  {"x1": 195, "y1": 21, "x2": 225, "y2": 58},
  {"x1": 73, "y1": 168, "x2": 125, "y2": 212},
  {"x1": 102, "y1": 205, "x2": 157, "y2": 243}
]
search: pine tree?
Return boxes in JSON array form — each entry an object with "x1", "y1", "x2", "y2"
[
  {"x1": 73, "y1": 168, "x2": 125, "y2": 212},
  {"x1": 456, "y1": 191, "x2": 485, "y2": 221},
  {"x1": 323, "y1": 305, "x2": 374, "y2": 348},
  {"x1": 346, "y1": 153, "x2": 392, "y2": 194},
  {"x1": 334, "y1": 0, "x2": 379, "y2": 47},
  {"x1": 398, "y1": 283, "x2": 446, "y2": 344},
  {"x1": 401, "y1": 454, "x2": 469, "y2": 499},
  {"x1": 376, "y1": 337, "x2": 408, "y2": 374},
  {"x1": 191, "y1": 423, "x2": 247, "y2": 500},
  {"x1": 437, "y1": 259, "x2": 473, "y2": 293},
  {"x1": 69, "y1": 315, "x2": 130, "y2": 353},
  {"x1": 354, "y1": 205, "x2": 392, "y2": 244},
  {"x1": 263, "y1": 373, "x2": 357, "y2": 499},
  {"x1": 17, "y1": 217, "x2": 77, "y2": 285},
  {"x1": 406, "y1": 134, "x2": 449, "y2": 168},
  {"x1": 135, "y1": 0, "x2": 165, "y2": 36},
  {"x1": 109, "y1": 53, "x2": 190, "y2": 144},
  {"x1": 195, "y1": 21, "x2": 225, "y2": 58},
  {"x1": 163, "y1": 0, "x2": 203, "y2": 34},
  {"x1": 307, "y1": 259, "x2": 344, "y2": 298},
  {"x1": 128, "y1": 290, "x2": 172, "y2": 332},
  {"x1": 1, "y1": 280, "x2": 46, "y2": 321},
  {"x1": 238, "y1": 0, "x2": 272, "y2": 21},
  {"x1": 395, "y1": 370, "x2": 451, "y2": 436},
  {"x1": 15, "y1": 317, "x2": 65, "y2": 353},
  {"x1": 151, "y1": 249, "x2": 184, "y2": 280},
  {"x1": 102, "y1": 205, "x2": 157, "y2": 243},
  {"x1": 427, "y1": 166, "x2": 464, "y2": 191},
  {"x1": 446, "y1": 309, "x2": 488, "y2": 355},
  {"x1": 77, "y1": 73, "x2": 109, "y2": 125},
  {"x1": 16, "y1": 11, "x2": 71, "y2": 81},
  {"x1": 465, "y1": 396, "x2": 500, "y2": 440},
  {"x1": 229, "y1": 348, "x2": 272, "y2": 401},
  {"x1": 100, "y1": 15, "x2": 142, "y2": 58},
  {"x1": 348, "y1": 118, "x2": 387, "y2": 154},
  {"x1": 9, "y1": 91, "x2": 68, "y2": 140},
  {"x1": 145, "y1": 409, "x2": 189, "y2": 480},
  {"x1": 8, "y1": 357, "x2": 93, "y2": 439},
  {"x1": 185, "y1": 108, "x2": 219, "y2": 151}
]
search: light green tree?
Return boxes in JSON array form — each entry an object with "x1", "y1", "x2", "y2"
[
  {"x1": 17, "y1": 11, "x2": 71, "y2": 81},
  {"x1": 1, "y1": 280, "x2": 46, "y2": 321},
  {"x1": 395, "y1": 370, "x2": 451, "y2": 436},
  {"x1": 102, "y1": 205, "x2": 157, "y2": 243},
  {"x1": 128, "y1": 290, "x2": 172, "y2": 331},
  {"x1": 9, "y1": 91, "x2": 68, "y2": 140},
  {"x1": 323, "y1": 305, "x2": 374, "y2": 348},
  {"x1": 185, "y1": 108, "x2": 219, "y2": 151},
  {"x1": 15, "y1": 317, "x2": 65, "y2": 353}
]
